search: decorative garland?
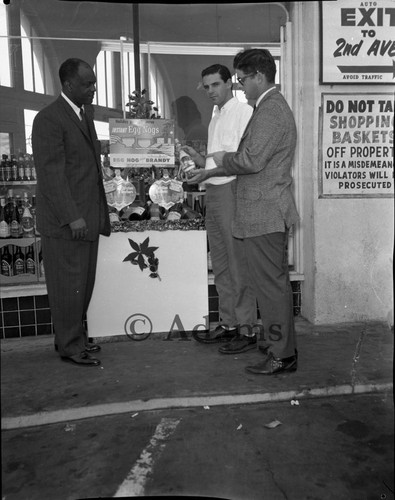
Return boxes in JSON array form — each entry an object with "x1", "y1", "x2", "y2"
[{"x1": 111, "y1": 219, "x2": 206, "y2": 232}]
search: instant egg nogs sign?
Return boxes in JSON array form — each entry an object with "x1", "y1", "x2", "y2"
[
  {"x1": 109, "y1": 118, "x2": 175, "y2": 168},
  {"x1": 320, "y1": 93, "x2": 394, "y2": 198},
  {"x1": 320, "y1": 0, "x2": 395, "y2": 84}
]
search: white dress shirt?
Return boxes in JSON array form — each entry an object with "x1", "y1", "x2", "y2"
[
  {"x1": 61, "y1": 91, "x2": 84, "y2": 120},
  {"x1": 205, "y1": 96, "x2": 253, "y2": 185}
]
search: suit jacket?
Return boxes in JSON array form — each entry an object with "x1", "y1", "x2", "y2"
[
  {"x1": 222, "y1": 89, "x2": 299, "y2": 239},
  {"x1": 32, "y1": 96, "x2": 111, "y2": 241}
]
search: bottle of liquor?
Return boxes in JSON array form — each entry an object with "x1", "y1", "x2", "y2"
[
  {"x1": 0, "y1": 197, "x2": 10, "y2": 239},
  {"x1": 17, "y1": 153, "x2": 25, "y2": 181},
  {"x1": 30, "y1": 156, "x2": 37, "y2": 181},
  {"x1": 4, "y1": 192, "x2": 14, "y2": 230},
  {"x1": 21, "y1": 205, "x2": 35, "y2": 238},
  {"x1": 25, "y1": 245, "x2": 36, "y2": 274},
  {"x1": 148, "y1": 201, "x2": 161, "y2": 220},
  {"x1": 0, "y1": 154, "x2": 6, "y2": 182},
  {"x1": 16, "y1": 196, "x2": 24, "y2": 237},
  {"x1": 3, "y1": 155, "x2": 12, "y2": 182},
  {"x1": 13, "y1": 245, "x2": 25, "y2": 275},
  {"x1": 10, "y1": 154, "x2": 18, "y2": 181},
  {"x1": 1, "y1": 245, "x2": 13, "y2": 276},
  {"x1": 30, "y1": 195, "x2": 39, "y2": 235},
  {"x1": 179, "y1": 150, "x2": 196, "y2": 179},
  {"x1": 9, "y1": 199, "x2": 21, "y2": 239},
  {"x1": 108, "y1": 206, "x2": 120, "y2": 223},
  {"x1": 125, "y1": 201, "x2": 148, "y2": 221},
  {"x1": 181, "y1": 203, "x2": 202, "y2": 220},
  {"x1": 38, "y1": 249, "x2": 45, "y2": 278},
  {"x1": 166, "y1": 202, "x2": 183, "y2": 221}
]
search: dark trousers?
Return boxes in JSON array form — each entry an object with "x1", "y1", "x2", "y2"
[
  {"x1": 243, "y1": 231, "x2": 296, "y2": 358},
  {"x1": 41, "y1": 236, "x2": 99, "y2": 357}
]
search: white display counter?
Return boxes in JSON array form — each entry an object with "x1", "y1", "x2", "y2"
[{"x1": 87, "y1": 229, "x2": 208, "y2": 339}]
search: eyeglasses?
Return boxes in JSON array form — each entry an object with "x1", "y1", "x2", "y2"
[{"x1": 237, "y1": 72, "x2": 258, "y2": 86}]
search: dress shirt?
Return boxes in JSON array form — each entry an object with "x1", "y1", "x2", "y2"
[
  {"x1": 61, "y1": 92, "x2": 85, "y2": 120},
  {"x1": 205, "y1": 96, "x2": 253, "y2": 185}
]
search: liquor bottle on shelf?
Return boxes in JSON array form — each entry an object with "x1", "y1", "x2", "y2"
[
  {"x1": 30, "y1": 155, "x2": 37, "y2": 181},
  {"x1": 30, "y1": 195, "x2": 39, "y2": 235},
  {"x1": 181, "y1": 203, "x2": 202, "y2": 220},
  {"x1": 0, "y1": 154, "x2": 7, "y2": 182},
  {"x1": 123, "y1": 201, "x2": 148, "y2": 221},
  {"x1": 38, "y1": 249, "x2": 45, "y2": 278},
  {"x1": 10, "y1": 155, "x2": 18, "y2": 181},
  {"x1": 25, "y1": 245, "x2": 36, "y2": 274},
  {"x1": 21, "y1": 204, "x2": 35, "y2": 238},
  {"x1": 23, "y1": 157, "x2": 32, "y2": 181},
  {"x1": 4, "y1": 191, "x2": 14, "y2": 225},
  {"x1": 23, "y1": 191, "x2": 31, "y2": 208},
  {"x1": 13, "y1": 245, "x2": 25, "y2": 275},
  {"x1": 0, "y1": 197, "x2": 10, "y2": 239},
  {"x1": 148, "y1": 201, "x2": 161, "y2": 220},
  {"x1": 17, "y1": 153, "x2": 25, "y2": 181},
  {"x1": 3, "y1": 155, "x2": 12, "y2": 182},
  {"x1": 9, "y1": 199, "x2": 21, "y2": 239},
  {"x1": 166, "y1": 202, "x2": 183, "y2": 221},
  {"x1": 1, "y1": 245, "x2": 13, "y2": 276},
  {"x1": 16, "y1": 196, "x2": 24, "y2": 237}
]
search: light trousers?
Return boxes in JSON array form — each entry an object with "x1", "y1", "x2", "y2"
[{"x1": 205, "y1": 181, "x2": 257, "y2": 329}]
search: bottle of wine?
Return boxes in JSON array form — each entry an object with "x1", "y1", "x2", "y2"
[
  {"x1": 21, "y1": 205, "x2": 35, "y2": 238},
  {"x1": 25, "y1": 245, "x2": 36, "y2": 274},
  {"x1": 9, "y1": 199, "x2": 21, "y2": 239},
  {"x1": 13, "y1": 245, "x2": 25, "y2": 275},
  {"x1": 0, "y1": 197, "x2": 10, "y2": 239},
  {"x1": 30, "y1": 195, "x2": 39, "y2": 235},
  {"x1": 1, "y1": 245, "x2": 13, "y2": 276},
  {"x1": 10, "y1": 154, "x2": 18, "y2": 181}
]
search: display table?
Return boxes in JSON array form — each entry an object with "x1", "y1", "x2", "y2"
[{"x1": 87, "y1": 223, "x2": 208, "y2": 339}]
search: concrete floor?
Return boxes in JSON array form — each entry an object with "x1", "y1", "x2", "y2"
[
  {"x1": 2, "y1": 393, "x2": 393, "y2": 500},
  {"x1": 1, "y1": 318, "x2": 394, "y2": 499}
]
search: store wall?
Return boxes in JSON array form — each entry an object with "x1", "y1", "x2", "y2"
[{"x1": 293, "y1": 2, "x2": 393, "y2": 326}]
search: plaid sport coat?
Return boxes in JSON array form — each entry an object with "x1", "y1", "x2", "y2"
[{"x1": 222, "y1": 88, "x2": 299, "y2": 238}]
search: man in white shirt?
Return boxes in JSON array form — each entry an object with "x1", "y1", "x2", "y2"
[{"x1": 183, "y1": 64, "x2": 257, "y2": 352}]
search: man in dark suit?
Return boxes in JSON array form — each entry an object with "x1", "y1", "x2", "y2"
[
  {"x1": 32, "y1": 58, "x2": 111, "y2": 366},
  {"x1": 189, "y1": 49, "x2": 299, "y2": 375}
]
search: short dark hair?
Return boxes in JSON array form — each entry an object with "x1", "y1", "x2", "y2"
[
  {"x1": 201, "y1": 64, "x2": 232, "y2": 83},
  {"x1": 59, "y1": 58, "x2": 90, "y2": 85},
  {"x1": 233, "y1": 49, "x2": 276, "y2": 84}
]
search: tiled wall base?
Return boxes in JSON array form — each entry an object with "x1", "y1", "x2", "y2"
[
  {"x1": 0, "y1": 295, "x2": 54, "y2": 339},
  {"x1": 1, "y1": 282, "x2": 302, "y2": 339}
]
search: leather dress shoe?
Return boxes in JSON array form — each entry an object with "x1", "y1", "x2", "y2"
[
  {"x1": 245, "y1": 352, "x2": 297, "y2": 375},
  {"x1": 61, "y1": 352, "x2": 101, "y2": 367},
  {"x1": 218, "y1": 335, "x2": 257, "y2": 354},
  {"x1": 55, "y1": 342, "x2": 101, "y2": 353},
  {"x1": 193, "y1": 325, "x2": 238, "y2": 344}
]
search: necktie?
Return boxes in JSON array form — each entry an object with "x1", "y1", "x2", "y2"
[{"x1": 79, "y1": 107, "x2": 90, "y2": 137}]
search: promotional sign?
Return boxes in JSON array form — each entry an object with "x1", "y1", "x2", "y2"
[
  {"x1": 320, "y1": 0, "x2": 395, "y2": 84},
  {"x1": 109, "y1": 118, "x2": 175, "y2": 167},
  {"x1": 319, "y1": 93, "x2": 394, "y2": 198}
]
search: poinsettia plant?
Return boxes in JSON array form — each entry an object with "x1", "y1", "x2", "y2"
[
  {"x1": 126, "y1": 89, "x2": 161, "y2": 119},
  {"x1": 123, "y1": 237, "x2": 161, "y2": 280}
]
